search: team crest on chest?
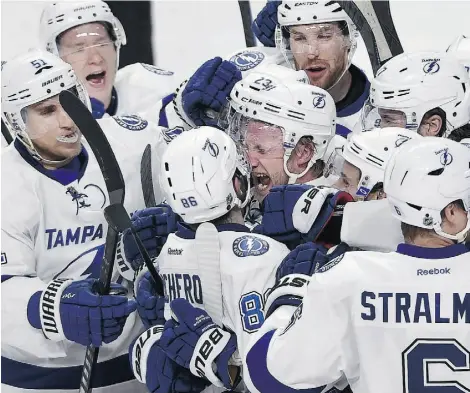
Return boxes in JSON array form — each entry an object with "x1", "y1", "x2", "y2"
[
  {"x1": 232, "y1": 235, "x2": 269, "y2": 257},
  {"x1": 114, "y1": 114, "x2": 148, "y2": 131}
]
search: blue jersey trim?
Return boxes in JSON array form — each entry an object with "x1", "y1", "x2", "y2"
[
  {"x1": 175, "y1": 222, "x2": 250, "y2": 239},
  {"x1": 1, "y1": 353, "x2": 135, "y2": 389},
  {"x1": 246, "y1": 330, "x2": 326, "y2": 393},
  {"x1": 158, "y1": 93, "x2": 176, "y2": 128},
  {"x1": 336, "y1": 65, "x2": 370, "y2": 118},
  {"x1": 396, "y1": 243, "x2": 469, "y2": 259},
  {"x1": 106, "y1": 86, "x2": 119, "y2": 116}
]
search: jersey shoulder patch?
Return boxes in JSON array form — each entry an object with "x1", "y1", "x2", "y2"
[
  {"x1": 317, "y1": 253, "x2": 345, "y2": 274},
  {"x1": 162, "y1": 127, "x2": 184, "y2": 143},
  {"x1": 113, "y1": 114, "x2": 148, "y2": 131},
  {"x1": 232, "y1": 235, "x2": 269, "y2": 257},
  {"x1": 229, "y1": 50, "x2": 265, "y2": 71},
  {"x1": 140, "y1": 63, "x2": 174, "y2": 76}
]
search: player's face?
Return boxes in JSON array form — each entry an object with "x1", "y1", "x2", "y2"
[
  {"x1": 244, "y1": 121, "x2": 288, "y2": 201},
  {"x1": 378, "y1": 108, "x2": 407, "y2": 129},
  {"x1": 333, "y1": 160, "x2": 362, "y2": 199},
  {"x1": 58, "y1": 23, "x2": 117, "y2": 109},
  {"x1": 290, "y1": 23, "x2": 350, "y2": 90},
  {"x1": 25, "y1": 95, "x2": 82, "y2": 164}
]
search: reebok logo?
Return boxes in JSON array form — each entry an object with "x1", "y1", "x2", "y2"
[
  {"x1": 417, "y1": 267, "x2": 451, "y2": 276},
  {"x1": 168, "y1": 248, "x2": 183, "y2": 256}
]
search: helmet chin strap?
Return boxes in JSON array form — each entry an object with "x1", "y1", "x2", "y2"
[
  {"x1": 18, "y1": 132, "x2": 73, "y2": 167},
  {"x1": 284, "y1": 155, "x2": 315, "y2": 184},
  {"x1": 434, "y1": 212, "x2": 470, "y2": 244}
]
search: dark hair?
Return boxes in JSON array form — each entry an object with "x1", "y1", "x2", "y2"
[
  {"x1": 448, "y1": 123, "x2": 470, "y2": 142},
  {"x1": 401, "y1": 200, "x2": 466, "y2": 242}
]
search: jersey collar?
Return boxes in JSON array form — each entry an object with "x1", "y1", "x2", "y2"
[
  {"x1": 396, "y1": 243, "x2": 469, "y2": 259},
  {"x1": 14, "y1": 139, "x2": 89, "y2": 186},
  {"x1": 106, "y1": 87, "x2": 119, "y2": 116},
  {"x1": 176, "y1": 222, "x2": 250, "y2": 240},
  {"x1": 336, "y1": 64, "x2": 370, "y2": 117}
]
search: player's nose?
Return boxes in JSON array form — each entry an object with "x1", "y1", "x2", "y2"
[
  {"x1": 247, "y1": 151, "x2": 260, "y2": 167},
  {"x1": 86, "y1": 46, "x2": 104, "y2": 65},
  {"x1": 57, "y1": 106, "x2": 76, "y2": 129}
]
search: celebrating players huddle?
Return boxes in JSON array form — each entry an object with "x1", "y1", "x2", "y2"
[{"x1": 1, "y1": 1, "x2": 469, "y2": 393}]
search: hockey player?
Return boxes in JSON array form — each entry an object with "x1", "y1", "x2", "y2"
[
  {"x1": 173, "y1": 0, "x2": 369, "y2": 137},
  {"x1": 127, "y1": 127, "x2": 328, "y2": 393},
  {"x1": 244, "y1": 137, "x2": 470, "y2": 393},
  {"x1": 1, "y1": 50, "x2": 171, "y2": 392},
  {"x1": 360, "y1": 51, "x2": 470, "y2": 137},
  {"x1": 39, "y1": 0, "x2": 177, "y2": 122}
]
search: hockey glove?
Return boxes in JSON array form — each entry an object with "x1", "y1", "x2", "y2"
[
  {"x1": 27, "y1": 278, "x2": 136, "y2": 347},
  {"x1": 90, "y1": 97, "x2": 106, "y2": 119},
  {"x1": 252, "y1": 1, "x2": 281, "y2": 47},
  {"x1": 182, "y1": 57, "x2": 242, "y2": 127},
  {"x1": 159, "y1": 298, "x2": 239, "y2": 389},
  {"x1": 134, "y1": 270, "x2": 166, "y2": 329},
  {"x1": 130, "y1": 325, "x2": 209, "y2": 393},
  {"x1": 265, "y1": 242, "x2": 350, "y2": 317},
  {"x1": 118, "y1": 205, "x2": 179, "y2": 278}
]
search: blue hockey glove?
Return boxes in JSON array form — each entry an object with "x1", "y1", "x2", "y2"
[
  {"x1": 27, "y1": 278, "x2": 136, "y2": 347},
  {"x1": 119, "y1": 205, "x2": 179, "y2": 274},
  {"x1": 135, "y1": 270, "x2": 166, "y2": 329},
  {"x1": 265, "y1": 242, "x2": 350, "y2": 317},
  {"x1": 130, "y1": 325, "x2": 210, "y2": 393},
  {"x1": 252, "y1": 1, "x2": 281, "y2": 47},
  {"x1": 182, "y1": 57, "x2": 242, "y2": 127},
  {"x1": 90, "y1": 97, "x2": 106, "y2": 119},
  {"x1": 159, "y1": 298, "x2": 238, "y2": 389}
]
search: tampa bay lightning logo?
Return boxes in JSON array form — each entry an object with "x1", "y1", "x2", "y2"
[
  {"x1": 232, "y1": 235, "x2": 269, "y2": 257},
  {"x1": 317, "y1": 254, "x2": 344, "y2": 273},
  {"x1": 440, "y1": 148, "x2": 453, "y2": 166},
  {"x1": 229, "y1": 51, "x2": 265, "y2": 71},
  {"x1": 202, "y1": 138, "x2": 219, "y2": 157},
  {"x1": 423, "y1": 61, "x2": 440, "y2": 74},
  {"x1": 395, "y1": 135, "x2": 411, "y2": 147},
  {"x1": 114, "y1": 114, "x2": 148, "y2": 131},
  {"x1": 140, "y1": 63, "x2": 174, "y2": 76},
  {"x1": 163, "y1": 127, "x2": 184, "y2": 143},
  {"x1": 312, "y1": 94, "x2": 326, "y2": 109}
]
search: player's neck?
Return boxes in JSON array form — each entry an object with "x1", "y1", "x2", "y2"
[
  {"x1": 328, "y1": 70, "x2": 352, "y2": 103},
  {"x1": 406, "y1": 234, "x2": 455, "y2": 248}
]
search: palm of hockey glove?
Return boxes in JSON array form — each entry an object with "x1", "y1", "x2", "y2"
[
  {"x1": 182, "y1": 57, "x2": 242, "y2": 127},
  {"x1": 251, "y1": 1, "x2": 281, "y2": 47},
  {"x1": 255, "y1": 184, "x2": 313, "y2": 247},
  {"x1": 130, "y1": 325, "x2": 210, "y2": 393},
  {"x1": 90, "y1": 97, "x2": 106, "y2": 119},
  {"x1": 27, "y1": 278, "x2": 136, "y2": 347},
  {"x1": 135, "y1": 271, "x2": 166, "y2": 329},
  {"x1": 266, "y1": 242, "x2": 350, "y2": 317},
  {"x1": 159, "y1": 298, "x2": 238, "y2": 389},
  {"x1": 121, "y1": 205, "x2": 179, "y2": 273}
]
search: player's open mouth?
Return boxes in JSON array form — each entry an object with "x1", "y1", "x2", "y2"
[
  {"x1": 306, "y1": 66, "x2": 327, "y2": 78},
  {"x1": 252, "y1": 172, "x2": 271, "y2": 193},
  {"x1": 57, "y1": 130, "x2": 79, "y2": 143},
  {"x1": 86, "y1": 71, "x2": 106, "y2": 87}
]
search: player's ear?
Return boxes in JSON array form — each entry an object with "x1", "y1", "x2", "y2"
[
  {"x1": 419, "y1": 114, "x2": 442, "y2": 137},
  {"x1": 233, "y1": 170, "x2": 248, "y2": 202},
  {"x1": 293, "y1": 137, "x2": 315, "y2": 166},
  {"x1": 441, "y1": 201, "x2": 467, "y2": 232}
]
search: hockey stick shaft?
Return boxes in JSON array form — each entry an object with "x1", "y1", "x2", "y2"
[
  {"x1": 238, "y1": 1, "x2": 256, "y2": 47},
  {"x1": 2, "y1": 119, "x2": 13, "y2": 145},
  {"x1": 140, "y1": 144, "x2": 157, "y2": 208}
]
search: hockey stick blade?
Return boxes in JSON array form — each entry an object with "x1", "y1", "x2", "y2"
[
  {"x1": 196, "y1": 223, "x2": 224, "y2": 326},
  {"x1": 140, "y1": 144, "x2": 157, "y2": 208},
  {"x1": 59, "y1": 90, "x2": 125, "y2": 205},
  {"x1": 336, "y1": 1, "x2": 403, "y2": 74},
  {"x1": 59, "y1": 90, "x2": 125, "y2": 393},
  {"x1": 104, "y1": 203, "x2": 164, "y2": 296}
]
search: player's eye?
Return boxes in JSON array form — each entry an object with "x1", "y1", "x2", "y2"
[
  {"x1": 39, "y1": 105, "x2": 57, "y2": 116},
  {"x1": 292, "y1": 34, "x2": 306, "y2": 42}
]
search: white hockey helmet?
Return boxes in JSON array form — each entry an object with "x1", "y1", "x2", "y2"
[
  {"x1": 224, "y1": 68, "x2": 336, "y2": 183},
  {"x1": 446, "y1": 35, "x2": 470, "y2": 76},
  {"x1": 275, "y1": 0, "x2": 359, "y2": 88},
  {"x1": 362, "y1": 51, "x2": 470, "y2": 135},
  {"x1": 384, "y1": 137, "x2": 470, "y2": 243},
  {"x1": 1, "y1": 49, "x2": 90, "y2": 161},
  {"x1": 159, "y1": 127, "x2": 251, "y2": 224},
  {"x1": 325, "y1": 127, "x2": 422, "y2": 199},
  {"x1": 39, "y1": 1, "x2": 126, "y2": 68}
]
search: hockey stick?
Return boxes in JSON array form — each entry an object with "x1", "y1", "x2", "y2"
[
  {"x1": 238, "y1": 1, "x2": 256, "y2": 48},
  {"x1": 337, "y1": 0, "x2": 403, "y2": 74},
  {"x1": 2, "y1": 119, "x2": 13, "y2": 145},
  {"x1": 59, "y1": 91, "x2": 163, "y2": 392},
  {"x1": 196, "y1": 222, "x2": 224, "y2": 326},
  {"x1": 140, "y1": 144, "x2": 157, "y2": 208}
]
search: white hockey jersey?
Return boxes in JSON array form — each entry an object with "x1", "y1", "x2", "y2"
[
  {"x1": 244, "y1": 243, "x2": 470, "y2": 393},
  {"x1": 155, "y1": 223, "x2": 290, "y2": 390},
  {"x1": 1, "y1": 115, "x2": 170, "y2": 392}
]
